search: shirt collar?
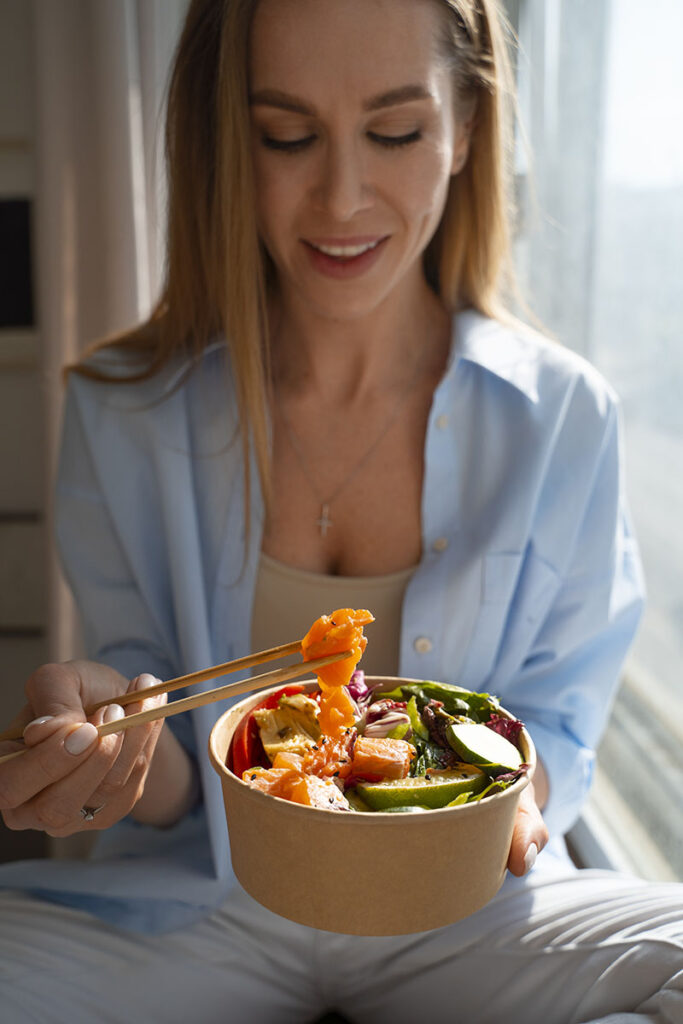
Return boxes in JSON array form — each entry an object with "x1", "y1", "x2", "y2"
[
  {"x1": 163, "y1": 314, "x2": 544, "y2": 404},
  {"x1": 447, "y1": 308, "x2": 543, "y2": 404}
]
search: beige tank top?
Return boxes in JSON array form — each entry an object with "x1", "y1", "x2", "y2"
[{"x1": 250, "y1": 552, "x2": 416, "y2": 678}]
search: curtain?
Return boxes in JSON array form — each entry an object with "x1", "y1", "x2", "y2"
[{"x1": 32, "y1": 0, "x2": 187, "y2": 664}]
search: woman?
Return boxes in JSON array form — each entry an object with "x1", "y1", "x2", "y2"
[{"x1": 1, "y1": 1, "x2": 681, "y2": 1021}]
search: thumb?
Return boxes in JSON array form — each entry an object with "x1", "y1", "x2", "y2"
[{"x1": 507, "y1": 781, "x2": 549, "y2": 877}]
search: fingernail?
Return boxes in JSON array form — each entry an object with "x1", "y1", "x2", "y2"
[
  {"x1": 135, "y1": 673, "x2": 161, "y2": 692},
  {"x1": 103, "y1": 704, "x2": 125, "y2": 724},
  {"x1": 523, "y1": 842, "x2": 538, "y2": 874},
  {"x1": 23, "y1": 715, "x2": 54, "y2": 735},
  {"x1": 64, "y1": 722, "x2": 98, "y2": 755}
]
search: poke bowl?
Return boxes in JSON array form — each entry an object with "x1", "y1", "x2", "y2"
[{"x1": 209, "y1": 672, "x2": 535, "y2": 935}]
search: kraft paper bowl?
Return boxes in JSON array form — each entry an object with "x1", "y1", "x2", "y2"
[{"x1": 208, "y1": 676, "x2": 535, "y2": 935}]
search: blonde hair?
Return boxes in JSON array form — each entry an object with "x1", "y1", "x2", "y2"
[
  {"x1": 429, "y1": 0, "x2": 517, "y2": 317},
  {"x1": 71, "y1": 0, "x2": 518, "y2": 512}
]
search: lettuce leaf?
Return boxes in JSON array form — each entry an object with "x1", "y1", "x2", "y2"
[{"x1": 374, "y1": 681, "x2": 500, "y2": 723}]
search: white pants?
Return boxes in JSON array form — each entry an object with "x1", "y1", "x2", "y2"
[{"x1": 1, "y1": 870, "x2": 682, "y2": 1024}]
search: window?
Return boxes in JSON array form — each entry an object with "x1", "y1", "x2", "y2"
[{"x1": 511, "y1": 0, "x2": 683, "y2": 879}]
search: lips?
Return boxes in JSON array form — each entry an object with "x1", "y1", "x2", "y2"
[{"x1": 302, "y1": 235, "x2": 389, "y2": 278}]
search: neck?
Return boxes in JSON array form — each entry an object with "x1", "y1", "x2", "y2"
[{"x1": 269, "y1": 273, "x2": 451, "y2": 405}]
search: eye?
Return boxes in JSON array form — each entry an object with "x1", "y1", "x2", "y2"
[
  {"x1": 260, "y1": 134, "x2": 316, "y2": 153},
  {"x1": 368, "y1": 129, "x2": 422, "y2": 149}
]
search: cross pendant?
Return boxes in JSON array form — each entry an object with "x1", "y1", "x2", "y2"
[{"x1": 317, "y1": 503, "x2": 332, "y2": 537}]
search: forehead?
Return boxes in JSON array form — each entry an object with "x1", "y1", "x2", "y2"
[{"x1": 249, "y1": 0, "x2": 450, "y2": 99}]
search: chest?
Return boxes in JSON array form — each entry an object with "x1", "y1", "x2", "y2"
[{"x1": 262, "y1": 386, "x2": 436, "y2": 576}]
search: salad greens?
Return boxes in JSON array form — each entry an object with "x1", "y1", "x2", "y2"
[{"x1": 348, "y1": 672, "x2": 529, "y2": 809}]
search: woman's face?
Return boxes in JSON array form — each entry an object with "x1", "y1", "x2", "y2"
[{"x1": 249, "y1": 0, "x2": 470, "y2": 324}]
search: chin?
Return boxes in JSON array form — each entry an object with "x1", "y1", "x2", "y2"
[
  {"x1": 307, "y1": 295, "x2": 388, "y2": 324},
  {"x1": 297, "y1": 274, "x2": 406, "y2": 323}
]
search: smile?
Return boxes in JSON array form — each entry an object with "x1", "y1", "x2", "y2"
[
  {"x1": 306, "y1": 238, "x2": 384, "y2": 259},
  {"x1": 302, "y1": 235, "x2": 389, "y2": 280}
]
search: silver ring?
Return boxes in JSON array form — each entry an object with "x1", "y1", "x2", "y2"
[{"x1": 79, "y1": 804, "x2": 105, "y2": 822}]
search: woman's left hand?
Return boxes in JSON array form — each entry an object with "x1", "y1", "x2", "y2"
[{"x1": 507, "y1": 777, "x2": 550, "y2": 876}]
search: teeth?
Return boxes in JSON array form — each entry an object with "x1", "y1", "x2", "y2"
[{"x1": 312, "y1": 240, "x2": 380, "y2": 258}]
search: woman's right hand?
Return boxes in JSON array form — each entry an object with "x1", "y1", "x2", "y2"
[{"x1": 0, "y1": 660, "x2": 168, "y2": 837}]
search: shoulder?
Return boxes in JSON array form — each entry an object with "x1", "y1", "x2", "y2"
[
  {"x1": 67, "y1": 337, "x2": 231, "y2": 411},
  {"x1": 62, "y1": 338, "x2": 237, "y2": 475},
  {"x1": 452, "y1": 310, "x2": 618, "y2": 427},
  {"x1": 68, "y1": 337, "x2": 229, "y2": 401},
  {"x1": 58, "y1": 337, "x2": 242, "y2": 523}
]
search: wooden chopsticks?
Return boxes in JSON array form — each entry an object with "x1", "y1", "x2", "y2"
[
  {"x1": 0, "y1": 639, "x2": 303, "y2": 744},
  {"x1": 0, "y1": 644, "x2": 350, "y2": 767},
  {"x1": 95, "y1": 651, "x2": 347, "y2": 737}
]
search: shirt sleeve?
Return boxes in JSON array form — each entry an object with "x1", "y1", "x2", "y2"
[
  {"x1": 54, "y1": 381, "x2": 198, "y2": 761},
  {"x1": 493, "y1": 402, "x2": 645, "y2": 838}
]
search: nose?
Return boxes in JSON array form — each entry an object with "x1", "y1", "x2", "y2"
[{"x1": 314, "y1": 137, "x2": 373, "y2": 221}]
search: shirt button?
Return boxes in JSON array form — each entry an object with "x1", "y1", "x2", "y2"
[
  {"x1": 432, "y1": 536, "x2": 448, "y2": 552},
  {"x1": 436, "y1": 414, "x2": 449, "y2": 430},
  {"x1": 414, "y1": 636, "x2": 433, "y2": 654}
]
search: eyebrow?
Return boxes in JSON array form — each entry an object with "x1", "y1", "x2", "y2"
[{"x1": 249, "y1": 84, "x2": 434, "y2": 115}]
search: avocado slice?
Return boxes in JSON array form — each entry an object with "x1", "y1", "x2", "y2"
[
  {"x1": 356, "y1": 766, "x2": 486, "y2": 810},
  {"x1": 445, "y1": 722, "x2": 522, "y2": 773}
]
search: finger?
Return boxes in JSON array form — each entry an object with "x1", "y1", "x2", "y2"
[
  {"x1": 3, "y1": 724, "x2": 125, "y2": 835},
  {"x1": 507, "y1": 782, "x2": 549, "y2": 877},
  {"x1": 0, "y1": 710, "x2": 54, "y2": 760},
  {"x1": 83, "y1": 679, "x2": 166, "y2": 806},
  {"x1": 132, "y1": 709, "x2": 167, "y2": 781},
  {"x1": 86, "y1": 675, "x2": 167, "y2": 801},
  {"x1": 22, "y1": 713, "x2": 64, "y2": 745},
  {"x1": 0, "y1": 717, "x2": 100, "y2": 812},
  {"x1": 43, "y1": 711, "x2": 163, "y2": 838}
]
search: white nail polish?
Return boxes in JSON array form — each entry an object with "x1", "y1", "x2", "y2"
[
  {"x1": 135, "y1": 673, "x2": 160, "y2": 692},
  {"x1": 23, "y1": 715, "x2": 54, "y2": 733},
  {"x1": 103, "y1": 703, "x2": 125, "y2": 724},
  {"x1": 523, "y1": 842, "x2": 538, "y2": 874},
  {"x1": 64, "y1": 723, "x2": 98, "y2": 755}
]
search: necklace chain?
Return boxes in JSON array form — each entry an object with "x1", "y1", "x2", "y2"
[{"x1": 278, "y1": 385, "x2": 411, "y2": 537}]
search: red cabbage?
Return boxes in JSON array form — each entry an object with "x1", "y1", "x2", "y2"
[
  {"x1": 348, "y1": 671, "x2": 368, "y2": 702},
  {"x1": 485, "y1": 713, "x2": 524, "y2": 746}
]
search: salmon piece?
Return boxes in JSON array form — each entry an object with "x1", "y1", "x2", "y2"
[
  {"x1": 351, "y1": 735, "x2": 415, "y2": 781},
  {"x1": 301, "y1": 732, "x2": 355, "y2": 779},
  {"x1": 271, "y1": 751, "x2": 306, "y2": 772},
  {"x1": 286, "y1": 774, "x2": 350, "y2": 810},
  {"x1": 301, "y1": 608, "x2": 374, "y2": 689},
  {"x1": 243, "y1": 764, "x2": 350, "y2": 810},
  {"x1": 275, "y1": 734, "x2": 354, "y2": 778},
  {"x1": 317, "y1": 685, "x2": 356, "y2": 738},
  {"x1": 242, "y1": 766, "x2": 301, "y2": 798}
]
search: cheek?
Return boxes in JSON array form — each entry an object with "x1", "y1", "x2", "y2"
[
  {"x1": 252, "y1": 156, "x2": 309, "y2": 250},
  {"x1": 253, "y1": 166, "x2": 289, "y2": 247},
  {"x1": 399, "y1": 146, "x2": 454, "y2": 225}
]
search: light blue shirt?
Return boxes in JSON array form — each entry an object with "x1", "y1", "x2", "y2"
[{"x1": 0, "y1": 311, "x2": 644, "y2": 933}]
